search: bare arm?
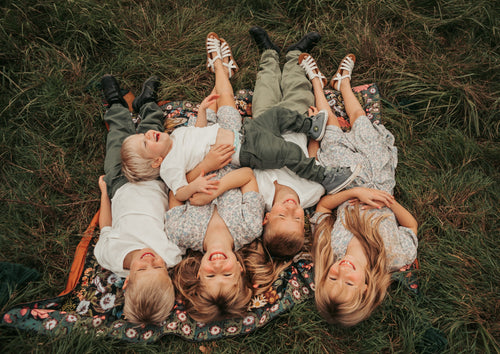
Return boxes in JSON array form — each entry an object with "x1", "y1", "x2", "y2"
[
  {"x1": 168, "y1": 190, "x2": 184, "y2": 209},
  {"x1": 189, "y1": 167, "x2": 256, "y2": 206},
  {"x1": 98, "y1": 176, "x2": 112, "y2": 229},
  {"x1": 195, "y1": 93, "x2": 220, "y2": 128},
  {"x1": 174, "y1": 172, "x2": 219, "y2": 202},
  {"x1": 316, "y1": 187, "x2": 394, "y2": 213},
  {"x1": 388, "y1": 200, "x2": 418, "y2": 234}
]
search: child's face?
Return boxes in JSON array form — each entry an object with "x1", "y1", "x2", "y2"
[
  {"x1": 127, "y1": 248, "x2": 169, "y2": 283},
  {"x1": 198, "y1": 250, "x2": 243, "y2": 296},
  {"x1": 325, "y1": 255, "x2": 367, "y2": 303},
  {"x1": 129, "y1": 130, "x2": 172, "y2": 160},
  {"x1": 264, "y1": 196, "x2": 305, "y2": 236}
]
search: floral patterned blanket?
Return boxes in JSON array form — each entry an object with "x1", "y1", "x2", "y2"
[{"x1": 1, "y1": 84, "x2": 418, "y2": 342}]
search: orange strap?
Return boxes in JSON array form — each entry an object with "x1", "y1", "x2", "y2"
[{"x1": 58, "y1": 210, "x2": 100, "y2": 296}]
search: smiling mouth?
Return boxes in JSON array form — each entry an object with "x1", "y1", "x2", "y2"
[
  {"x1": 154, "y1": 132, "x2": 159, "y2": 142},
  {"x1": 284, "y1": 198, "x2": 297, "y2": 205},
  {"x1": 209, "y1": 252, "x2": 227, "y2": 261},
  {"x1": 140, "y1": 252, "x2": 155, "y2": 259},
  {"x1": 339, "y1": 259, "x2": 356, "y2": 270}
]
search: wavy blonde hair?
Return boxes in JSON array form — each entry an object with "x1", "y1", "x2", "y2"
[
  {"x1": 123, "y1": 273, "x2": 175, "y2": 325},
  {"x1": 313, "y1": 204, "x2": 392, "y2": 326},
  {"x1": 239, "y1": 240, "x2": 292, "y2": 296},
  {"x1": 173, "y1": 251, "x2": 252, "y2": 323},
  {"x1": 120, "y1": 135, "x2": 160, "y2": 182}
]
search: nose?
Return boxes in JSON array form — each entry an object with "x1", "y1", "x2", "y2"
[{"x1": 329, "y1": 264, "x2": 339, "y2": 276}]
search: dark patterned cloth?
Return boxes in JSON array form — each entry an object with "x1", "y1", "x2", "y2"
[{"x1": 1, "y1": 83, "x2": 418, "y2": 342}]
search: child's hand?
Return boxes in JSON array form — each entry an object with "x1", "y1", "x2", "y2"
[
  {"x1": 349, "y1": 187, "x2": 394, "y2": 210},
  {"x1": 308, "y1": 105, "x2": 319, "y2": 116},
  {"x1": 98, "y1": 175, "x2": 107, "y2": 195},
  {"x1": 189, "y1": 192, "x2": 215, "y2": 206},
  {"x1": 204, "y1": 144, "x2": 235, "y2": 172},
  {"x1": 191, "y1": 171, "x2": 219, "y2": 194},
  {"x1": 200, "y1": 93, "x2": 220, "y2": 110}
]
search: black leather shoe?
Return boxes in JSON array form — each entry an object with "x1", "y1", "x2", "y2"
[
  {"x1": 132, "y1": 76, "x2": 160, "y2": 113},
  {"x1": 286, "y1": 32, "x2": 321, "y2": 53},
  {"x1": 101, "y1": 74, "x2": 128, "y2": 108},
  {"x1": 249, "y1": 26, "x2": 280, "y2": 54}
]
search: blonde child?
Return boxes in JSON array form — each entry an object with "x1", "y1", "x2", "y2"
[
  {"x1": 94, "y1": 75, "x2": 182, "y2": 325},
  {"x1": 248, "y1": 27, "x2": 360, "y2": 258},
  {"x1": 119, "y1": 37, "x2": 356, "y2": 204},
  {"x1": 95, "y1": 75, "x2": 230, "y2": 325},
  {"x1": 169, "y1": 33, "x2": 264, "y2": 322},
  {"x1": 298, "y1": 53, "x2": 418, "y2": 326}
]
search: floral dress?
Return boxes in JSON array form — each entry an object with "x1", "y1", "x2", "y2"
[
  {"x1": 312, "y1": 116, "x2": 417, "y2": 271},
  {"x1": 165, "y1": 105, "x2": 265, "y2": 253}
]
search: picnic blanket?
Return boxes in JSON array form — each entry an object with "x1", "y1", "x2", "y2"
[{"x1": 2, "y1": 84, "x2": 421, "y2": 343}]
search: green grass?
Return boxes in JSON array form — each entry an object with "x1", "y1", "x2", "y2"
[{"x1": 1, "y1": 0, "x2": 499, "y2": 352}]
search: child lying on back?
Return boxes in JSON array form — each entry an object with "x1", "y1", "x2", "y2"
[{"x1": 120, "y1": 96, "x2": 356, "y2": 200}]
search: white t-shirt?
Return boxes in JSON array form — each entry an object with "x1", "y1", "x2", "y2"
[
  {"x1": 254, "y1": 132, "x2": 325, "y2": 210},
  {"x1": 94, "y1": 180, "x2": 182, "y2": 278},
  {"x1": 160, "y1": 124, "x2": 220, "y2": 195}
]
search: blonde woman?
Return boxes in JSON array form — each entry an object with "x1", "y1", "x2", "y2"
[{"x1": 299, "y1": 53, "x2": 418, "y2": 326}]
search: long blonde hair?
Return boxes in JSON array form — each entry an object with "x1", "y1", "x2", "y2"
[
  {"x1": 313, "y1": 204, "x2": 392, "y2": 326},
  {"x1": 173, "y1": 251, "x2": 252, "y2": 323},
  {"x1": 239, "y1": 240, "x2": 292, "y2": 296}
]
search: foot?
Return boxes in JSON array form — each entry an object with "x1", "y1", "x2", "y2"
[
  {"x1": 249, "y1": 26, "x2": 280, "y2": 54},
  {"x1": 298, "y1": 53, "x2": 327, "y2": 88},
  {"x1": 321, "y1": 164, "x2": 361, "y2": 195},
  {"x1": 286, "y1": 32, "x2": 321, "y2": 53},
  {"x1": 132, "y1": 76, "x2": 160, "y2": 113},
  {"x1": 101, "y1": 74, "x2": 128, "y2": 108},
  {"x1": 206, "y1": 32, "x2": 221, "y2": 73},
  {"x1": 330, "y1": 54, "x2": 356, "y2": 91},
  {"x1": 220, "y1": 37, "x2": 239, "y2": 78},
  {"x1": 307, "y1": 109, "x2": 328, "y2": 141}
]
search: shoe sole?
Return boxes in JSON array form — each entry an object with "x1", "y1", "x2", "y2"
[{"x1": 327, "y1": 163, "x2": 362, "y2": 195}]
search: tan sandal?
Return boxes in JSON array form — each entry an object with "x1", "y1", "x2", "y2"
[
  {"x1": 206, "y1": 32, "x2": 221, "y2": 73},
  {"x1": 219, "y1": 38, "x2": 239, "y2": 78},
  {"x1": 298, "y1": 53, "x2": 327, "y2": 88},
  {"x1": 330, "y1": 54, "x2": 356, "y2": 91}
]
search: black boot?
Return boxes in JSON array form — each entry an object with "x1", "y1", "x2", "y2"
[
  {"x1": 249, "y1": 26, "x2": 280, "y2": 54},
  {"x1": 286, "y1": 32, "x2": 321, "y2": 53},
  {"x1": 132, "y1": 76, "x2": 160, "y2": 113},
  {"x1": 101, "y1": 74, "x2": 128, "y2": 108}
]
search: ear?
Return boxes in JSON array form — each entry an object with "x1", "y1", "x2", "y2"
[
  {"x1": 263, "y1": 212, "x2": 270, "y2": 225},
  {"x1": 238, "y1": 261, "x2": 243, "y2": 273},
  {"x1": 362, "y1": 283, "x2": 368, "y2": 292},
  {"x1": 123, "y1": 276, "x2": 129, "y2": 290},
  {"x1": 151, "y1": 156, "x2": 163, "y2": 169}
]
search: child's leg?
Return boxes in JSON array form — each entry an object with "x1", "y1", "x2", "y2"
[
  {"x1": 278, "y1": 50, "x2": 314, "y2": 115},
  {"x1": 339, "y1": 75, "x2": 364, "y2": 126},
  {"x1": 252, "y1": 50, "x2": 282, "y2": 119},
  {"x1": 103, "y1": 104, "x2": 136, "y2": 199},
  {"x1": 213, "y1": 40, "x2": 242, "y2": 132},
  {"x1": 239, "y1": 126, "x2": 326, "y2": 183},
  {"x1": 311, "y1": 75, "x2": 340, "y2": 128},
  {"x1": 136, "y1": 102, "x2": 165, "y2": 134}
]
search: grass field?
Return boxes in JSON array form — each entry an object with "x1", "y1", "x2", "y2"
[{"x1": 1, "y1": 0, "x2": 499, "y2": 352}]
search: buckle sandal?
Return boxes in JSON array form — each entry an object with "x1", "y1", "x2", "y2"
[
  {"x1": 206, "y1": 32, "x2": 221, "y2": 73},
  {"x1": 298, "y1": 53, "x2": 327, "y2": 88},
  {"x1": 330, "y1": 54, "x2": 356, "y2": 91},
  {"x1": 220, "y1": 38, "x2": 239, "y2": 78}
]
